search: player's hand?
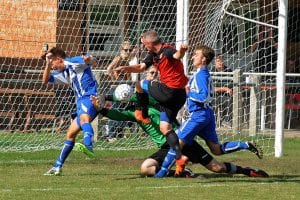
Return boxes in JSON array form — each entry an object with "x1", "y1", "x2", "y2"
[
  {"x1": 83, "y1": 55, "x2": 97, "y2": 66},
  {"x1": 45, "y1": 53, "x2": 53, "y2": 66},
  {"x1": 179, "y1": 44, "x2": 188, "y2": 53}
]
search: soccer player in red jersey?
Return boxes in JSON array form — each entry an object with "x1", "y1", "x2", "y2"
[{"x1": 114, "y1": 30, "x2": 188, "y2": 165}]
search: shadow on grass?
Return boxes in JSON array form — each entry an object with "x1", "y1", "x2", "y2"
[{"x1": 193, "y1": 173, "x2": 300, "y2": 183}]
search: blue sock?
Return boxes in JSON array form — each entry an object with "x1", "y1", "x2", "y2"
[
  {"x1": 154, "y1": 148, "x2": 176, "y2": 178},
  {"x1": 221, "y1": 141, "x2": 249, "y2": 154},
  {"x1": 54, "y1": 140, "x2": 74, "y2": 168},
  {"x1": 81, "y1": 123, "x2": 94, "y2": 151}
]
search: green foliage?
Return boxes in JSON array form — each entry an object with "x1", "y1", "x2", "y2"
[{"x1": 0, "y1": 138, "x2": 299, "y2": 200}]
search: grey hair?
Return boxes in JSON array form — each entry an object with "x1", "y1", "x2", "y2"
[{"x1": 143, "y1": 30, "x2": 161, "y2": 44}]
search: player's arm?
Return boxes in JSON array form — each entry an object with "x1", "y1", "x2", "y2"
[
  {"x1": 173, "y1": 44, "x2": 188, "y2": 59},
  {"x1": 113, "y1": 63, "x2": 146, "y2": 74},
  {"x1": 97, "y1": 106, "x2": 136, "y2": 122},
  {"x1": 82, "y1": 55, "x2": 97, "y2": 67},
  {"x1": 42, "y1": 53, "x2": 53, "y2": 84},
  {"x1": 107, "y1": 56, "x2": 121, "y2": 78}
]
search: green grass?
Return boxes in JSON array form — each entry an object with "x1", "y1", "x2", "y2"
[{"x1": 0, "y1": 138, "x2": 299, "y2": 200}]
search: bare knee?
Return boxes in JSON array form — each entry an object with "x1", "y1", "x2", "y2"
[{"x1": 140, "y1": 159, "x2": 158, "y2": 177}]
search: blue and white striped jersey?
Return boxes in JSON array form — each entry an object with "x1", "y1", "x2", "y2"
[
  {"x1": 187, "y1": 67, "x2": 214, "y2": 112},
  {"x1": 49, "y1": 60, "x2": 98, "y2": 99}
]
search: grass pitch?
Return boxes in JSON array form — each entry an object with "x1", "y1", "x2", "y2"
[{"x1": 0, "y1": 138, "x2": 299, "y2": 200}]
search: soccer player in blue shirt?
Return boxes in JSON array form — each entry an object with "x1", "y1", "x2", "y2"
[
  {"x1": 42, "y1": 47, "x2": 98, "y2": 175},
  {"x1": 155, "y1": 45, "x2": 263, "y2": 177}
]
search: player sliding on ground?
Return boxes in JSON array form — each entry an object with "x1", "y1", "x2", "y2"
[
  {"x1": 41, "y1": 47, "x2": 99, "y2": 176},
  {"x1": 155, "y1": 45, "x2": 263, "y2": 178}
]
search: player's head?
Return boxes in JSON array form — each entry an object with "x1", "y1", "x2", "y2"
[
  {"x1": 141, "y1": 30, "x2": 161, "y2": 52},
  {"x1": 215, "y1": 54, "x2": 225, "y2": 71},
  {"x1": 46, "y1": 47, "x2": 66, "y2": 71},
  {"x1": 192, "y1": 45, "x2": 215, "y2": 67}
]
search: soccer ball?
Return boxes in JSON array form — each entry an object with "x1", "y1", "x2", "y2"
[{"x1": 113, "y1": 84, "x2": 134, "y2": 102}]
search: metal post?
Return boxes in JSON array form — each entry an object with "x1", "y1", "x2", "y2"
[
  {"x1": 275, "y1": 0, "x2": 288, "y2": 158},
  {"x1": 176, "y1": 0, "x2": 189, "y2": 74}
]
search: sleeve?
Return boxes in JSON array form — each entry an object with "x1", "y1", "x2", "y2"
[
  {"x1": 163, "y1": 47, "x2": 176, "y2": 60},
  {"x1": 67, "y1": 56, "x2": 84, "y2": 64},
  {"x1": 106, "y1": 109, "x2": 136, "y2": 122},
  {"x1": 49, "y1": 71, "x2": 69, "y2": 85},
  {"x1": 142, "y1": 53, "x2": 154, "y2": 68}
]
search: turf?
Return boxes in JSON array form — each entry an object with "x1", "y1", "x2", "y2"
[{"x1": 0, "y1": 138, "x2": 299, "y2": 200}]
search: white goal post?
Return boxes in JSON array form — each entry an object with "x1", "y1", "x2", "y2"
[{"x1": 0, "y1": 0, "x2": 297, "y2": 156}]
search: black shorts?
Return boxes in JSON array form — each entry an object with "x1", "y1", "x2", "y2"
[
  {"x1": 148, "y1": 81, "x2": 186, "y2": 122},
  {"x1": 182, "y1": 140, "x2": 213, "y2": 166},
  {"x1": 148, "y1": 140, "x2": 213, "y2": 167},
  {"x1": 148, "y1": 142, "x2": 170, "y2": 167}
]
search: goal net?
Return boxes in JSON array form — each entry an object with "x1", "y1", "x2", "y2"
[{"x1": 1, "y1": 0, "x2": 292, "y2": 154}]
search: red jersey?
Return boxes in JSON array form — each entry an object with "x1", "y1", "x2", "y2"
[{"x1": 143, "y1": 43, "x2": 188, "y2": 89}]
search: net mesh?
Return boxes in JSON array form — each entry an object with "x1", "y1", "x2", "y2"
[{"x1": 1, "y1": 0, "x2": 298, "y2": 154}]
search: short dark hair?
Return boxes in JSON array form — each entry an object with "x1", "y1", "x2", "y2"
[
  {"x1": 195, "y1": 45, "x2": 215, "y2": 65},
  {"x1": 48, "y1": 47, "x2": 67, "y2": 59}
]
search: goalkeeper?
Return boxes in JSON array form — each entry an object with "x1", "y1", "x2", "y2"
[{"x1": 42, "y1": 48, "x2": 99, "y2": 176}]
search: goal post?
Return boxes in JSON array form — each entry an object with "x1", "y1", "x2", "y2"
[{"x1": 0, "y1": 0, "x2": 294, "y2": 156}]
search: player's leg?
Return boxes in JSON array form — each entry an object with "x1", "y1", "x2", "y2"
[
  {"x1": 134, "y1": 80, "x2": 150, "y2": 123},
  {"x1": 140, "y1": 158, "x2": 159, "y2": 177},
  {"x1": 222, "y1": 162, "x2": 269, "y2": 177},
  {"x1": 44, "y1": 119, "x2": 80, "y2": 175},
  {"x1": 141, "y1": 144, "x2": 169, "y2": 177},
  {"x1": 206, "y1": 139, "x2": 263, "y2": 158},
  {"x1": 173, "y1": 114, "x2": 208, "y2": 175},
  {"x1": 202, "y1": 108, "x2": 263, "y2": 158},
  {"x1": 206, "y1": 160, "x2": 269, "y2": 177},
  {"x1": 75, "y1": 96, "x2": 98, "y2": 158},
  {"x1": 77, "y1": 97, "x2": 97, "y2": 151}
]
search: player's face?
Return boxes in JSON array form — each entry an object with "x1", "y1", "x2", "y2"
[
  {"x1": 192, "y1": 50, "x2": 206, "y2": 67},
  {"x1": 51, "y1": 56, "x2": 65, "y2": 71},
  {"x1": 146, "y1": 67, "x2": 158, "y2": 80},
  {"x1": 142, "y1": 38, "x2": 155, "y2": 52}
]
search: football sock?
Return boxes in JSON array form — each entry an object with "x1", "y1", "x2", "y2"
[
  {"x1": 220, "y1": 141, "x2": 249, "y2": 154},
  {"x1": 166, "y1": 130, "x2": 182, "y2": 159},
  {"x1": 155, "y1": 148, "x2": 176, "y2": 178},
  {"x1": 54, "y1": 140, "x2": 74, "y2": 168},
  {"x1": 81, "y1": 123, "x2": 94, "y2": 151},
  {"x1": 136, "y1": 92, "x2": 149, "y2": 118},
  {"x1": 224, "y1": 162, "x2": 245, "y2": 174}
]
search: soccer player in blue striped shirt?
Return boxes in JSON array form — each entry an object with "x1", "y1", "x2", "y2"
[{"x1": 42, "y1": 47, "x2": 98, "y2": 175}]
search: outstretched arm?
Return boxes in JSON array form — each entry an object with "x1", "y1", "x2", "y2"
[
  {"x1": 173, "y1": 44, "x2": 188, "y2": 60},
  {"x1": 114, "y1": 63, "x2": 147, "y2": 74}
]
